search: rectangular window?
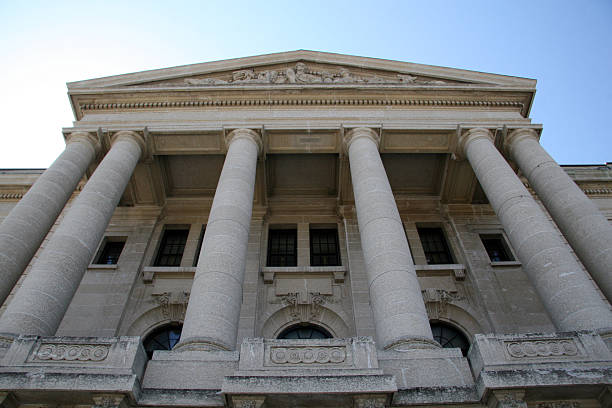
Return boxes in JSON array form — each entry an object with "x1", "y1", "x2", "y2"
[
  {"x1": 310, "y1": 228, "x2": 341, "y2": 266},
  {"x1": 417, "y1": 227, "x2": 454, "y2": 265},
  {"x1": 154, "y1": 229, "x2": 189, "y2": 267},
  {"x1": 267, "y1": 228, "x2": 297, "y2": 267},
  {"x1": 94, "y1": 239, "x2": 125, "y2": 265},
  {"x1": 480, "y1": 234, "x2": 514, "y2": 262},
  {"x1": 193, "y1": 225, "x2": 206, "y2": 267}
]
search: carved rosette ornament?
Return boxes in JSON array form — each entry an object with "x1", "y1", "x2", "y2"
[
  {"x1": 92, "y1": 394, "x2": 126, "y2": 408},
  {"x1": 33, "y1": 343, "x2": 109, "y2": 362},
  {"x1": 505, "y1": 339, "x2": 579, "y2": 358},
  {"x1": 353, "y1": 395, "x2": 387, "y2": 408},
  {"x1": 536, "y1": 403, "x2": 581, "y2": 408},
  {"x1": 231, "y1": 396, "x2": 265, "y2": 408},
  {"x1": 270, "y1": 346, "x2": 346, "y2": 364}
]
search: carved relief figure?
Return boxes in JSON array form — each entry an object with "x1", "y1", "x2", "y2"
[{"x1": 183, "y1": 62, "x2": 448, "y2": 86}]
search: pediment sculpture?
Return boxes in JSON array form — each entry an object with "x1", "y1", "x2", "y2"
[{"x1": 184, "y1": 62, "x2": 447, "y2": 86}]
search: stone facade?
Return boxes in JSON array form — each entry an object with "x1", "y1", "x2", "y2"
[{"x1": 0, "y1": 51, "x2": 610, "y2": 407}]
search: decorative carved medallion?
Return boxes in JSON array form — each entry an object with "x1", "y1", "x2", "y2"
[
  {"x1": 421, "y1": 288, "x2": 464, "y2": 319},
  {"x1": 499, "y1": 393, "x2": 528, "y2": 408},
  {"x1": 153, "y1": 291, "x2": 190, "y2": 320},
  {"x1": 505, "y1": 339, "x2": 579, "y2": 358},
  {"x1": 270, "y1": 346, "x2": 346, "y2": 364},
  {"x1": 184, "y1": 62, "x2": 447, "y2": 86},
  {"x1": 280, "y1": 291, "x2": 333, "y2": 321},
  {"x1": 354, "y1": 396, "x2": 387, "y2": 408},
  {"x1": 33, "y1": 343, "x2": 109, "y2": 362},
  {"x1": 92, "y1": 394, "x2": 125, "y2": 408},
  {"x1": 536, "y1": 402, "x2": 580, "y2": 408}
]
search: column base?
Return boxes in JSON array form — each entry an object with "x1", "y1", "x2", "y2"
[
  {"x1": 384, "y1": 336, "x2": 441, "y2": 351},
  {"x1": 173, "y1": 336, "x2": 232, "y2": 352}
]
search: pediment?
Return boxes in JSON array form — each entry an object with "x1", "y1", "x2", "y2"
[
  {"x1": 67, "y1": 50, "x2": 535, "y2": 90},
  {"x1": 126, "y1": 61, "x2": 463, "y2": 87}
]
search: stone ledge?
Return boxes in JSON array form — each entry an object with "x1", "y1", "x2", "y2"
[
  {"x1": 392, "y1": 386, "x2": 479, "y2": 405},
  {"x1": 222, "y1": 374, "x2": 397, "y2": 395},
  {"x1": 237, "y1": 337, "x2": 378, "y2": 372},
  {"x1": 468, "y1": 331, "x2": 612, "y2": 400},
  {"x1": 138, "y1": 389, "x2": 224, "y2": 407},
  {"x1": 0, "y1": 335, "x2": 146, "y2": 404},
  {"x1": 261, "y1": 266, "x2": 347, "y2": 284},
  {"x1": 142, "y1": 266, "x2": 196, "y2": 283}
]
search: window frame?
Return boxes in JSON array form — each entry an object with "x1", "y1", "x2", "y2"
[
  {"x1": 153, "y1": 227, "x2": 190, "y2": 267},
  {"x1": 266, "y1": 226, "x2": 298, "y2": 267},
  {"x1": 92, "y1": 236, "x2": 127, "y2": 266},
  {"x1": 417, "y1": 226, "x2": 455, "y2": 265},
  {"x1": 309, "y1": 227, "x2": 341, "y2": 267},
  {"x1": 477, "y1": 232, "x2": 520, "y2": 266}
]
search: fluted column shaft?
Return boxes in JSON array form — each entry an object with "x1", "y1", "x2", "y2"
[
  {"x1": 0, "y1": 132, "x2": 144, "y2": 336},
  {"x1": 506, "y1": 128, "x2": 612, "y2": 303},
  {"x1": 460, "y1": 128, "x2": 612, "y2": 331},
  {"x1": 0, "y1": 132, "x2": 99, "y2": 306},
  {"x1": 177, "y1": 129, "x2": 261, "y2": 351},
  {"x1": 345, "y1": 128, "x2": 436, "y2": 350}
]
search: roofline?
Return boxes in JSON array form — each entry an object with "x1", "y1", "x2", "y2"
[{"x1": 66, "y1": 50, "x2": 537, "y2": 89}]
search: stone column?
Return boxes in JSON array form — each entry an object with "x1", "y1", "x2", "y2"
[
  {"x1": 0, "y1": 131, "x2": 144, "y2": 336},
  {"x1": 459, "y1": 128, "x2": 612, "y2": 331},
  {"x1": 0, "y1": 132, "x2": 99, "y2": 306},
  {"x1": 505, "y1": 128, "x2": 612, "y2": 303},
  {"x1": 345, "y1": 127, "x2": 436, "y2": 350},
  {"x1": 176, "y1": 129, "x2": 261, "y2": 351}
]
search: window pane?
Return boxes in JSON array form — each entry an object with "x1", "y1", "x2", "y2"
[
  {"x1": 417, "y1": 227, "x2": 453, "y2": 265},
  {"x1": 155, "y1": 229, "x2": 189, "y2": 267},
  {"x1": 143, "y1": 324, "x2": 183, "y2": 359},
  {"x1": 278, "y1": 324, "x2": 332, "y2": 339},
  {"x1": 267, "y1": 229, "x2": 297, "y2": 267},
  {"x1": 310, "y1": 229, "x2": 340, "y2": 266},
  {"x1": 430, "y1": 322, "x2": 469, "y2": 356},
  {"x1": 95, "y1": 241, "x2": 125, "y2": 265},
  {"x1": 481, "y1": 235, "x2": 514, "y2": 262}
]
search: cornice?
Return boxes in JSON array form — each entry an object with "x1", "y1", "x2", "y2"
[{"x1": 79, "y1": 98, "x2": 525, "y2": 112}]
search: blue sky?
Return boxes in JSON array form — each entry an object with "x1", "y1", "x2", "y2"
[{"x1": 1, "y1": 0, "x2": 610, "y2": 167}]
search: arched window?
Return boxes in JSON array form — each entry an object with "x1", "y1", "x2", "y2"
[
  {"x1": 430, "y1": 321, "x2": 470, "y2": 356},
  {"x1": 278, "y1": 324, "x2": 332, "y2": 339},
  {"x1": 142, "y1": 324, "x2": 183, "y2": 358}
]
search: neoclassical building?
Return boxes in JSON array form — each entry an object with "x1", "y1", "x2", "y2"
[{"x1": 0, "y1": 51, "x2": 610, "y2": 408}]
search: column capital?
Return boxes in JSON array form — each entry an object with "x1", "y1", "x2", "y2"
[
  {"x1": 457, "y1": 127, "x2": 494, "y2": 159},
  {"x1": 110, "y1": 131, "x2": 147, "y2": 160},
  {"x1": 503, "y1": 128, "x2": 539, "y2": 159},
  {"x1": 343, "y1": 127, "x2": 380, "y2": 153},
  {"x1": 225, "y1": 128, "x2": 263, "y2": 154},
  {"x1": 66, "y1": 131, "x2": 101, "y2": 156}
]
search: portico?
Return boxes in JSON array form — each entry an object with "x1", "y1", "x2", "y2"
[{"x1": 0, "y1": 51, "x2": 610, "y2": 408}]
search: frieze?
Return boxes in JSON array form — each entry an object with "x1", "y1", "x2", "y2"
[
  {"x1": 32, "y1": 343, "x2": 110, "y2": 362},
  {"x1": 183, "y1": 63, "x2": 447, "y2": 86},
  {"x1": 269, "y1": 346, "x2": 346, "y2": 364},
  {"x1": 505, "y1": 339, "x2": 579, "y2": 359}
]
